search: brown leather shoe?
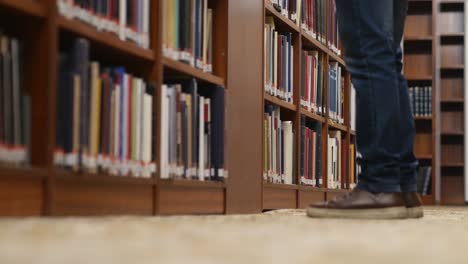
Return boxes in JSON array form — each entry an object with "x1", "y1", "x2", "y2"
[
  {"x1": 403, "y1": 192, "x2": 424, "y2": 218},
  {"x1": 307, "y1": 189, "x2": 407, "y2": 219}
]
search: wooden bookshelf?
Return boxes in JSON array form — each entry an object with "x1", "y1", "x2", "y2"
[
  {"x1": 162, "y1": 57, "x2": 225, "y2": 87},
  {"x1": 58, "y1": 17, "x2": 155, "y2": 61},
  {"x1": 0, "y1": 0, "x2": 47, "y2": 18},
  {"x1": 403, "y1": 0, "x2": 437, "y2": 205},
  {"x1": 262, "y1": 0, "x2": 353, "y2": 211},
  {"x1": 437, "y1": 0, "x2": 466, "y2": 204}
]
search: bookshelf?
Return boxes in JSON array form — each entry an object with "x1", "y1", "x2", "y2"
[
  {"x1": 436, "y1": 0, "x2": 466, "y2": 204},
  {"x1": 261, "y1": 0, "x2": 355, "y2": 210},
  {"x1": 403, "y1": 0, "x2": 437, "y2": 204}
]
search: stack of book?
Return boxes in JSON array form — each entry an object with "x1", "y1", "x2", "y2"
[
  {"x1": 409, "y1": 86, "x2": 432, "y2": 117},
  {"x1": 55, "y1": 38, "x2": 156, "y2": 178},
  {"x1": 328, "y1": 62, "x2": 344, "y2": 124},
  {"x1": 162, "y1": 0, "x2": 213, "y2": 73},
  {"x1": 327, "y1": 0, "x2": 341, "y2": 55},
  {"x1": 0, "y1": 32, "x2": 31, "y2": 166},
  {"x1": 301, "y1": 0, "x2": 327, "y2": 44},
  {"x1": 57, "y1": 0, "x2": 150, "y2": 49},
  {"x1": 300, "y1": 117, "x2": 322, "y2": 186},
  {"x1": 327, "y1": 130, "x2": 346, "y2": 189},
  {"x1": 349, "y1": 143, "x2": 357, "y2": 188},
  {"x1": 160, "y1": 80, "x2": 226, "y2": 181},
  {"x1": 417, "y1": 166, "x2": 432, "y2": 195},
  {"x1": 264, "y1": 17, "x2": 295, "y2": 104},
  {"x1": 263, "y1": 104, "x2": 295, "y2": 184},
  {"x1": 300, "y1": 50, "x2": 325, "y2": 115}
]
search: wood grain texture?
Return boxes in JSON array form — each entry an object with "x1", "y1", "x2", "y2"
[
  {"x1": 158, "y1": 184, "x2": 225, "y2": 215},
  {"x1": 225, "y1": 0, "x2": 263, "y2": 214},
  {"x1": 0, "y1": 0, "x2": 47, "y2": 18},
  {"x1": 441, "y1": 175, "x2": 465, "y2": 205},
  {"x1": 263, "y1": 186, "x2": 297, "y2": 209},
  {"x1": 51, "y1": 177, "x2": 153, "y2": 216},
  {"x1": 0, "y1": 177, "x2": 44, "y2": 216},
  {"x1": 297, "y1": 189, "x2": 325, "y2": 208}
]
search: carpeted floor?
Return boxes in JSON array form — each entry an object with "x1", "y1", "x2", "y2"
[{"x1": 0, "y1": 206, "x2": 467, "y2": 264}]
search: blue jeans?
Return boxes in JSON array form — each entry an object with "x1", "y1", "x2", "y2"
[{"x1": 335, "y1": 0, "x2": 418, "y2": 192}]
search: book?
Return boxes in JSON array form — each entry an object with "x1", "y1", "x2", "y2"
[
  {"x1": 301, "y1": 0, "x2": 331, "y2": 46},
  {"x1": 162, "y1": 0, "x2": 214, "y2": 73},
  {"x1": 409, "y1": 86, "x2": 432, "y2": 117},
  {"x1": 264, "y1": 104, "x2": 295, "y2": 184},
  {"x1": 300, "y1": 117, "x2": 321, "y2": 186},
  {"x1": 267, "y1": 0, "x2": 301, "y2": 25},
  {"x1": 327, "y1": 0, "x2": 341, "y2": 55},
  {"x1": 300, "y1": 50, "x2": 325, "y2": 115},
  {"x1": 161, "y1": 80, "x2": 227, "y2": 181},
  {"x1": 264, "y1": 17, "x2": 294, "y2": 104},
  {"x1": 328, "y1": 62, "x2": 344, "y2": 124},
  {"x1": 55, "y1": 37, "x2": 156, "y2": 177},
  {"x1": 328, "y1": 130, "x2": 342, "y2": 189},
  {"x1": 57, "y1": 0, "x2": 150, "y2": 49},
  {"x1": 0, "y1": 32, "x2": 30, "y2": 165}
]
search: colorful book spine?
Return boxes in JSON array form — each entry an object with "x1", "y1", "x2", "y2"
[
  {"x1": 57, "y1": 0, "x2": 150, "y2": 49},
  {"x1": 409, "y1": 86, "x2": 432, "y2": 117},
  {"x1": 55, "y1": 37, "x2": 156, "y2": 177}
]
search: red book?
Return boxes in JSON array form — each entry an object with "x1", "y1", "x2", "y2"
[{"x1": 311, "y1": 54, "x2": 315, "y2": 110}]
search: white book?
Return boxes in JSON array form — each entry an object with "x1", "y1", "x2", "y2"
[
  {"x1": 282, "y1": 121, "x2": 293, "y2": 184},
  {"x1": 290, "y1": 44, "x2": 294, "y2": 102},
  {"x1": 198, "y1": 96, "x2": 205, "y2": 181},
  {"x1": 160, "y1": 85, "x2": 169, "y2": 179},
  {"x1": 121, "y1": 74, "x2": 129, "y2": 175},
  {"x1": 119, "y1": 0, "x2": 127, "y2": 41},
  {"x1": 273, "y1": 31, "x2": 278, "y2": 93},
  {"x1": 328, "y1": 137, "x2": 333, "y2": 188},
  {"x1": 142, "y1": 93, "x2": 153, "y2": 172}
]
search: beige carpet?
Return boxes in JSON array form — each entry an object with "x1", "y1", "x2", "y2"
[{"x1": 0, "y1": 206, "x2": 467, "y2": 264}]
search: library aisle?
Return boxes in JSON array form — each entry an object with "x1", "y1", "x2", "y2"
[{"x1": 1, "y1": 207, "x2": 468, "y2": 264}]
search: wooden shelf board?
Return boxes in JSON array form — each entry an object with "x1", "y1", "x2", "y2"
[
  {"x1": 326, "y1": 188, "x2": 349, "y2": 193},
  {"x1": 301, "y1": 32, "x2": 345, "y2": 66},
  {"x1": 405, "y1": 36, "x2": 433, "y2": 41},
  {"x1": 441, "y1": 98, "x2": 464, "y2": 103},
  {"x1": 264, "y1": 93, "x2": 297, "y2": 111},
  {"x1": 441, "y1": 131, "x2": 464, "y2": 136},
  {"x1": 441, "y1": 163, "x2": 464, "y2": 168},
  {"x1": 264, "y1": 182, "x2": 298, "y2": 190},
  {"x1": 406, "y1": 75, "x2": 433, "y2": 81},
  {"x1": 417, "y1": 155, "x2": 433, "y2": 160},
  {"x1": 0, "y1": 0, "x2": 46, "y2": 18},
  {"x1": 54, "y1": 169, "x2": 155, "y2": 186},
  {"x1": 441, "y1": 65, "x2": 465, "y2": 70},
  {"x1": 159, "y1": 179, "x2": 225, "y2": 189},
  {"x1": 300, "y1": 108, "x2": 326, "y2": 123},
  {"x1": 414, "y1": 116, "x2": 433, "y2": 120},
  {"x1": 0, "y1": 165, "x2": 47, "y2": 180},
  {"x1": 298, "y1": 185, "x2": 327, "y2": 192},
  {"x1": 58, "y1": 16, "x2": 155, "y2": 61},
  {"x1": 162, "y1": 57, "x2": 225, "y2": 87},
  {"x1": 441, "y1": 32, "x2": 465, "y2": 38},
  {"x1": 328, "y1": 120, "x2": 348, "y2": 132},
  {"x1": 265, "y1": 4, "x2": 300, "y2": 33},
  {"x1": 440, "y1": 0, "x2": 465, "y2": 4}
]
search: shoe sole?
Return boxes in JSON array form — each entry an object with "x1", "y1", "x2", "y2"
[
  {"x1": 306, "y1": 206, "x2": 408, "y2": 220},
  {"x1": 407, "y1": 207, "x2": 424, "y2": 219}
]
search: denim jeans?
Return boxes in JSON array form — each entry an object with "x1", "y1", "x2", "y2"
[{"x1": 335, "y1": 0, "x2": 418, "y2": 192}]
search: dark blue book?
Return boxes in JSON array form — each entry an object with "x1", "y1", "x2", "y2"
[
  {"x1": 210, "y1": 85, "x2": 225, "y2": 180},
  {"x1": 315, "y1": 121, "x2": 322, "y2": 187}
]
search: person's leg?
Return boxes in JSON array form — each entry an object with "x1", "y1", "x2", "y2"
[
  {"x1": 337, "y1": 0, "x2": 401, "y2": 193},
  {"x1": 393, "y1": 0, "x2": 423, "y2": 218},
  {"x1": 307, "y1": 0, "x2": 407, "y2": 219},
  {"x1": 393, "y1": 0, "x2": 419, "y2": 193}
]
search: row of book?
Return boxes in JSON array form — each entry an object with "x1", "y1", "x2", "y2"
[
  {"x1": 301, "y1": 0, "x2": 327, "y2": 45},
  {"x1": 409, "y1": 86, "x2": 432, "y2": 117},
  {"x1": 58, "y1": 0, "x2": 150, "y2": 49},
  {"x1": 328, "y1": 62, "x2": 344, "y2": 124},
  {"x1": 417, "y1": 166, "x2": 432, "y2": 195},
  {"x1": 160, "y1": 81, "x2": 226, "y2": 181},
  {"x1": 264, "y1": 17, "x2": 295, "y2": 103},
  {"x1": 0, "y1": 32, "x2": 31, "y2": 165},
  {"x1": 300, "y1": 117, "x2": 322, "y2": 186},
  {"x1": 350, "y1": 85, "x2": 356, "y2": 132},
  {"x1": 300, "y1": 50, "x2": 325, "y2": 115},
  {"x1": 162, "y1": 0, "x2": 213, "y2": 73},
  {"x1": 263, "y1": 104, "x2": 295, "y2": 184},
  {"x1": 55, "y1": 38, "x2": 156, "y2": 178},
  {"x1": 269, "y1": 0, "x2": 301, "y2": 24}
]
